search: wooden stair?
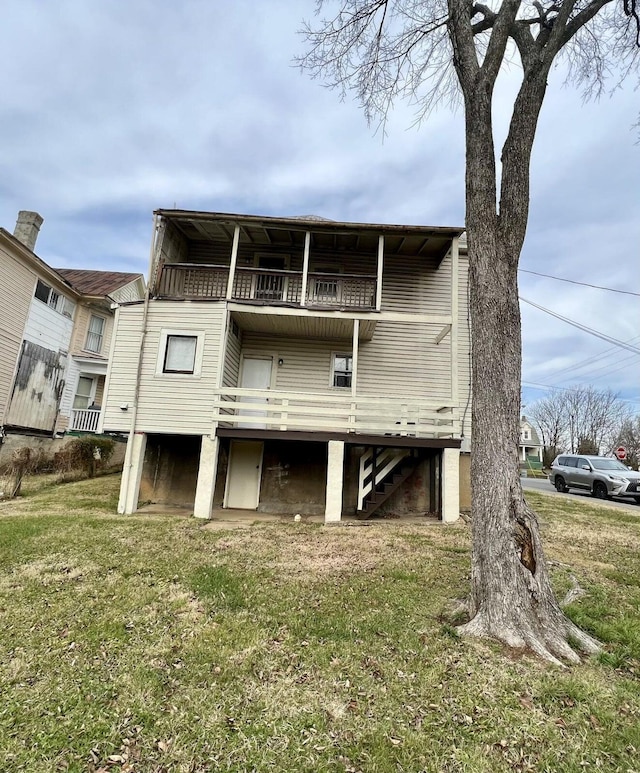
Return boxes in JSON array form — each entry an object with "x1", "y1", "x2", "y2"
[{"x1": 356, "y1": 452, "x2": 421, "y2": 519}]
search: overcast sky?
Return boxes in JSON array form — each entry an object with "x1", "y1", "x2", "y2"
[{"x1": 1, "y1": 0, "x2": 638, "y2": 412}]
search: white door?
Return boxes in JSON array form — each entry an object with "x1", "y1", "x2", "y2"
[
  {"x1": 224, "y1": 440, "x2": 264, "y2": 509},
  {"x1": 239, "y1": 356, "x2": 272, "y2": 429}
]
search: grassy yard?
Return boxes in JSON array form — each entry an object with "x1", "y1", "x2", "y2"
[{"x1": 1, "y1": 476, "x2": 639, "y2": 772}]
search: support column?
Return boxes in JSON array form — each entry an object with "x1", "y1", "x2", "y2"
[
  {"x1": 325, "y1": 440, "x2": 345, "y2": 523},
  {"x1": 225, "y1": 225, "x2": 240, "y2": 300},
  {"x1": 441, "y1": 447, "x2": 460, "y2": 524},
  {"x1": 118, "y1": 432, "x2": 147, "y2": 514},
  {"x1": 300, "y1": 231, "x2": 311, "y2": 307},
  {"x1": 193, "y1": 435, "x2": 220, "y2": 519}
]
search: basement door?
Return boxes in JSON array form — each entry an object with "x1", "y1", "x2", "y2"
[{"x1": 224, "y1": 440, "x2": 264, "y2": 509}]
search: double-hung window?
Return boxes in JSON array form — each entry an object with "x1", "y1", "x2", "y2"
[
  {"x1": 332, "y1": 353, "x2": 352, "y2": 388},
  {"x1": 85, "y1": 315, "x2": 105, "y2": 353}
]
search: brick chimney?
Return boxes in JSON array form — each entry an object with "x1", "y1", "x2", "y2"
[{"x1": 14, "y1": 211, "x2": 44, "y2": 252}]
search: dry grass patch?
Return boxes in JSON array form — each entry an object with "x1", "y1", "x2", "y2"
[{"x1": 0, "y1": 478, "x2": 639, "y2": 772}]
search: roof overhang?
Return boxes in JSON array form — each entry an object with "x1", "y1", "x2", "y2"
[{"x1": 155, "y1": 209, "x2": 464, "y2": 266}]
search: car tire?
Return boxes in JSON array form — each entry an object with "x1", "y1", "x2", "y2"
[
  {"x1": 554, "y1": 477, "x2": 568, "y2": 493},
  {"x1": 593, "y1": 482, "x2": 609, "y2": 500}
]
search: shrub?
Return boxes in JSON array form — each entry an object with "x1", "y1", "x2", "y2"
[{"x1": 53, "y1": 437, "x2": 115, "y2": 478}]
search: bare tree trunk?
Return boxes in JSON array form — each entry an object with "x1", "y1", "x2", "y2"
[{"x1": 457, "y1": 84, "x2": 601, "y2": 664}]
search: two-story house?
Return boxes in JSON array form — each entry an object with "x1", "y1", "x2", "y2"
[
  {"x1": 0, "y1": 211, "x2": 144, "y2": 439},
  {"x1": 102, "y1": 209, "x2": 470, "y2": 523},
  {"x1": 520, "y1": 416, "x2": 543, "y2": 466}
]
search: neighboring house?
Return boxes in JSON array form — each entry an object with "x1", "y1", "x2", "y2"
[
  {"x1": 102, "y1": 209, "x2": 471, "y2": 523},
  {"x1": 0, "y1": 211, "x2": 144, "y2": 438},
  {"x1": 55, "y1": 269, "x2": 146, "y2": 434},
  {"x1": 520, "y1": 416, "x2": 543, "y2": 464}
]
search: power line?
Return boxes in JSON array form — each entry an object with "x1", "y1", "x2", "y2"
[
  {"x1": 519, "y1": 268, "x2": 640, "y2": 297},
  {"x1": 520, "y1": 297, "x2": 640, "y2": 355}
]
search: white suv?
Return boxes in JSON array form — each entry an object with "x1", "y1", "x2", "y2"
[{"x1": 549, "y1": 454, "x2": 640, "y2": 503}]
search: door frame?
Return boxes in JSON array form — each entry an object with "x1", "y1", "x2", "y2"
[
  {"x1": 223, "y1": 439, "x2": 265, "y2": 509},
  {"x1": 239, "y1": 352, "x2": 277, "y2": 390}
]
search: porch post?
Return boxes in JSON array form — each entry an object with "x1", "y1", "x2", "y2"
[
  {"x1": 325, "y1": 440, "x2": 345, "y2": 523},
  {"x1": 193, "y1": 435, "x2": 220, "y2": 519},
  {"x1": 375, "y1": 235, "x2": 384, "y2": 311},
  {"x1": 118, "y1": 432, "x2": 147, "y2": 514},
  {"x1": 441, "y1": 447, "x2": 460, "y2": 523},
  {"x1": 300, "y1": 230, "x2": 311, "y2": 307},
  {"x1": 225, "y1": 225, "x2": 240, "y2": 300}
]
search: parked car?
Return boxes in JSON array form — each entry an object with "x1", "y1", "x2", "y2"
[{"x1": 549, "y1": 454, "x2": 640, "y2": 503}]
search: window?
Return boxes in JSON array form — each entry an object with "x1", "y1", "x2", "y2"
[
  {"x1": 163, "y1": 335, "x2": 198, "y2": 373},
  {"x1": 156, "y1": 329, "x2": 204, "y2": 377},
  {"x1": 332, "y1": 353, "x2": 352, "y2": 388},
  {"x1": 35, "y1": 279, "x2": 50, "y2": 303},
  {"x1": 33, "y1": 279, "x2": 76, "y2": 318},
  {"x1": 73, "y1": 376, "x2": 94, "y2": 410},
  {"x1": 85, "y1": 315, "x2": 105, "y2": 353},
  {"x1": 523, "y1": 430, "x2": 530, "y2": 440}
]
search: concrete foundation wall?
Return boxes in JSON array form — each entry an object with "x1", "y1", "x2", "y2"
[
  {"x1": 258, "y1": 440, "x2": 328, "y2": 515},
  {"x1": 139, "y1": 434, "x2": 200, "y2": 508}
]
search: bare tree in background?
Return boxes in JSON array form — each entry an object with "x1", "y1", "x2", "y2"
[
  {"x1": 529, "y1": 386, "x2": 631, "y2": 456},
  {"x1": 300, "y1": 0, "x2": 639, "y2": 663}
]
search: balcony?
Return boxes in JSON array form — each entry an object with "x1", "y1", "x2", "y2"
[
  {"x1": 212, "y1": 388, "x2": 460, "y2": 438},
  {"x1": 70, "y1": 408, "x2": 101, "y2": 433},
  {"x1": 156, "y1": 264, "x2": 377, "y2": 311}
]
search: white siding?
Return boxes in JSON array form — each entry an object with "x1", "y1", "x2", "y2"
[
  {"x1": 110, "y1": 278, "x2": 144, "y2": 304},
  {"x1": 59, "y1": 357, "x2": 80, "y2": 420},
  {"x1": 24, "y1": 297, "x2": 74, "y2": 353},
  {"x1": 103, "y1": 301, "x2": 225, "y2": 434}
]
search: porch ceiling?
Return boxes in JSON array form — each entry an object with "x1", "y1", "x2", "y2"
[
  {"x1": 157, "y1": 209, "x2": 464, "y2": 266},
  {"x1": 230, "y1": 309, "x2": 377, "y2": 340}
]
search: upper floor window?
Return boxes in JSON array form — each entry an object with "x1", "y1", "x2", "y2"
[
  {"x1": 34, "y1": 279, "x2": 75, "y2": 318},
  {"x1": 163, "y1": 335, "x2": 198, "y2": 374},
  {"x1": 523, "y1": 430, "x2": 530, "y2": 440},
  {"x1": 85, "y1": 315, "x2": 105, "y2": 353},
  {"x1": 332, "y1": 353, "x2": 352, "y2": 388}
]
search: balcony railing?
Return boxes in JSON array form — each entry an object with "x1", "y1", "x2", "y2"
[
  {"x1": 70, "y1": 408, "x2": 101, "y2": 433},
  {"x1": 211, "y1": 388, "x2": 460, "y2": 438},
  {"x1": 156, "y1": 264, "x2": 376, "y2": 310}
]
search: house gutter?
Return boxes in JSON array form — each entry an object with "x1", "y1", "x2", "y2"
[{"x1": 118, "y1": 213, "x2": 161, "y2": 514}]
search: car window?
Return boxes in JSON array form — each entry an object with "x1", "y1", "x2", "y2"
[
  {"x1": 591, "y1": 459, "x2": 629, "y2": 471},
  {"x1": 577, "y1": 458, "x2": 591, "y2": 468},
  {"x1": 562, "y1": 457, "x2": 578, "y2": 468}
]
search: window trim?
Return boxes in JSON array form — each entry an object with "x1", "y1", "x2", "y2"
[
  {"x1": 156, "y1": 328, "x2": 205, "y2": 377},
  {"x1": 330, "y1": 351, "x2": 353, "y2": 389}
]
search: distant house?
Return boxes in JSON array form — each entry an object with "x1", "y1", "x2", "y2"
[
  {"x1": 520, "y1": 416, "x2": 543, "y2": 464},
  {"x1": 102, "y1": 209, "x2": 471, "y2": 523},
  {"x1": 0, "y1": 211, "x2": 144, "y2": 439}
]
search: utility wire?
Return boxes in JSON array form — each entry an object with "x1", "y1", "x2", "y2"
[
  {"x1": 519, "y1": 297, "x2": 640, "y2": 355},
  {"x1": 543, "y1": 338, "x2": 640, "y2": 381},
  {"x1": 519, "y1": 268, "x2": 640, "y2": 297}
]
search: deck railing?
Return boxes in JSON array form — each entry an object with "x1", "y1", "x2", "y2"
[
  {"x1": 156, "y1": 264, "x2": 376, "y2": 310},
  {"x1": 211, "y1": 388, "x2": 460, "y2": 437},
  {"x1": 70, "y1": 408, "x2": 101, "y2": 433}
]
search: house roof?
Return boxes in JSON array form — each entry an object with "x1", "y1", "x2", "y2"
[{"x1": 54, "y1": 269, "x2": 142, "y2": 297}]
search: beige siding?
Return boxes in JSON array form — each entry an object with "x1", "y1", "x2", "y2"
[
  {"x1": 222, "y1": 322, "x2": 242, "y2": 388},
  {"x1": 103, "y1": 301, "x2": 225, "y2": 434},
  {"x1": 457, "y1": 255, "x2": 472, "y2": 433},
  {"x1": 70, "y1": 305, "x2": 114, "y2": 358},
  {"x1": 0, "y1": 247, "x2": 36, "y2": 423},
  {"x1": 110, "y1": 278, "x2": 144, "y2": 304},
  {"x1": 358, "y1": 321, "x2": 453, "y2": 401},
  {"x1": 382, "y1": 253, "x2": 452, "y2": 314}
]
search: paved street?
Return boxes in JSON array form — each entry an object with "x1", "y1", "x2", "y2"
[{"x1": 521, "y1": 476, "x2": 640, "y2": 513}]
